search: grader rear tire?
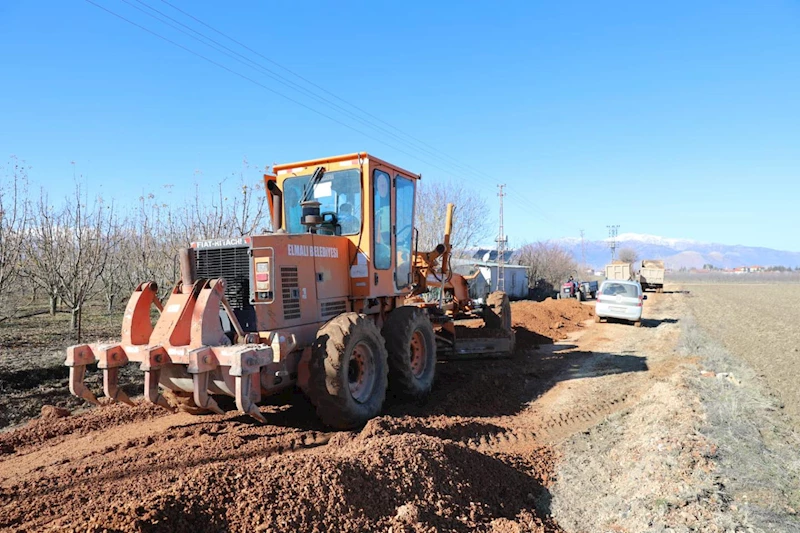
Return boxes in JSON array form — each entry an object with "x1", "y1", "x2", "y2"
[
  {"x1": 306, "y1": 313, "x2": 388, "y2": 429},
  {"x1": 487, "y1": 291, "x2": 515, "y2": 354},
  {"x1": 382, "y1": 307, "x2": 436, "y2": 399}
]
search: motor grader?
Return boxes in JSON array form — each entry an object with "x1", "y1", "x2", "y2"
[{"x1": 65, "y1": 153, "x2": 514, "y2": 428}]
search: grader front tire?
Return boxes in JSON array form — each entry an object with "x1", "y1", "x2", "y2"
[
  {"x1": 382, "y1": 307, "x2": 437, "y2": 399},
  {"x1": 306, "y1": 313, "x2": 388, "y2": 429}
]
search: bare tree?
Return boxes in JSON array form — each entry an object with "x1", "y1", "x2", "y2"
[
  {"x1": 181, "y1": 161, "x2": 270, "y2": 241},
  {"x1": 0, "y1": 157, "x2": 28, "y2": 318},
  {"x1": 21, "y1": 188, "x2": 66, "y2": 316},
  {"x1": 98, "y1": 215, "x2": 128, "y2": 312},
  {"x1": 516, "y1": 241, "x2": 578, "y2": 288},
  {"x1": 54, "y1": 182, "x2": 117, "y2": 335},
  {"x1": 415, "y1": 179, "x2": 491, "y2": 253},
  {"x1": 618, "y1": 247, "x2": 638, "y2": 264}
]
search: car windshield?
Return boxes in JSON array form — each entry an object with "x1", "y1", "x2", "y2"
[
  {"x1": 283, "y1": 169, "x2": 362, "y2": 235},
  {"x1": 601, "y1": 282, "x2": 639, "y2": 297}
]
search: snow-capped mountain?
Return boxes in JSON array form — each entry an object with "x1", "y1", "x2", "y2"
[{"x1": 552, "y1": 234, "x2": 800, "y2": 270}]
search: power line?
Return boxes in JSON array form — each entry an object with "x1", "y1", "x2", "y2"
[
  {"x1": 85, "y1": 0, "x2": 578, "y2": 233},
  {"x1": 126, "y1": 0, "x2": 483, "y2": 169},
  {"x1": 82, "y1": 0, "x2": 481, "y2": 181},
  {"x1": 142, "y1": 1, "x2": 576, "y2": 231},
  {"x1": 156, "y1": 0, "x2": 568, "y2": 229}
]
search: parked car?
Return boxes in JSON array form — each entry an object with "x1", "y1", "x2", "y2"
[{"x1": 595, "y1": 279, "x2": 647, "y2": 326}]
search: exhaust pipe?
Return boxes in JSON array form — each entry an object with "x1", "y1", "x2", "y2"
[
  {"x1": 179, "y1": 247, "x2": 196, "y2": 293},
  {"x1": 266, "y1": 180, "x2": 284, "y2": 233}
]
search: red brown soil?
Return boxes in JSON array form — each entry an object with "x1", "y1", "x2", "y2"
[
  {"x1": 511, "y1": 299, "x2": 594, "y2": 348},
  {"x1": 0, "y1": 301, "x2": 600, "y2": 532},
  {"x1": 0, "y1": 404, "x2": 558, "y2": 532},
  {"x1": 455, "y1": 299, "x2": 593, "y2": 349}
]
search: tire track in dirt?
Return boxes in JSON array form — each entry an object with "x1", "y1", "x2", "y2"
[
  {"x1": 463, "y1": 391, "x2": 636, "y2": 454},
  {"x1": 470, "y1": 292, "x2": 679, "y2": 454}
]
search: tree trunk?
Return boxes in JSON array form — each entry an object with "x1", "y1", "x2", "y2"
[
  {"x1": 49, "y1": 295, "x2": 57, "y2": 316},
  {"x1": 70, "y1": 307, "x2": 79, "y2": 330},
  {"x1": 106, "y1": 293, "x2": 114, "y2": 313}
]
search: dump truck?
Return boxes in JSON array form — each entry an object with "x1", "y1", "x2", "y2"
[
  {"x1": 65, "y1": 153, "x2": 514, "y2": 429},
  {"x1": 639, "y1": 259, "x2": 665, "y2": 292},
  {"x1": 605, "y1": 261, "x2": 633, "y2": 281}
]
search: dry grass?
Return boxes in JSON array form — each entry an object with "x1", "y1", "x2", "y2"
[
  {"x1": 682, "y1": 286, "x2": 800, "y2": 531},
  {"x1": 684, "y1": 284, "x2": 800, "y2": 421}
]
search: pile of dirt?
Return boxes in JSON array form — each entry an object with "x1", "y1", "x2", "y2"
[
  {"x1": 0, "y1": 412, "x2": 559, "y2": 532},
  {"x1": 0, "y1": 400, "x2": 167, "y2": 457},
  {"x1": 511, "y1": 299, "x2": 594, "y2": 348}
]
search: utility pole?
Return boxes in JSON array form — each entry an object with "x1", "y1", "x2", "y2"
[
  {"x1": 580, "y1": 229, "x2": 587, "y2": 272},
  {"x1": 607, "y1": 225, "x2": 619, "y2": 261},
  {"x1": 496, "y1": 184, "x2": 507, "y2": 292}
]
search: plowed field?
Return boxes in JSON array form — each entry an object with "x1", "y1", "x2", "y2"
[{"x1": 683, "y1": 283, "x2": 800, "y2": 421}]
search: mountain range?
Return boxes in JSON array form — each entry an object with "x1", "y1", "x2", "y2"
[{"x1": 553, "y1": 233, "x2": 800, "y2": 270}]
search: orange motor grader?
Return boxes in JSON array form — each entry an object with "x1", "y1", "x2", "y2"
[{"x1": 65, "y1": 153, "x2": 514, "y2": 428}]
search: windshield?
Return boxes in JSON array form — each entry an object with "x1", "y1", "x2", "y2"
[
  {"x1": 600, "y1": 282, "x2": 639, "y2": 297},
  {"x1": 283, "y1": 169, "x2": 362, "y2": 235}
]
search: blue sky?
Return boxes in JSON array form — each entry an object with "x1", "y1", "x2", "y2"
[{"x1": 1, "y1": 1, "x2": 798, "y2": 250}]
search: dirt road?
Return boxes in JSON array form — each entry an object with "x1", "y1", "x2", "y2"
[{"x1": 0, "y1": 295, "x2": 743, "y2": 532}]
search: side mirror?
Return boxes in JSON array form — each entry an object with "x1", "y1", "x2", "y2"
[{"x1": 642, "y1": 294, "x2": 648, "y2": 300}]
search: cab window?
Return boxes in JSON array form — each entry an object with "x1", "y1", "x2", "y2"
[
  {"x1": 395, "y1": 176, "x2": 415, "y2": 288},
  {"x1": 373, "y1": 170, "x2": 392, "y2": 270},
  {"x1": 283, "y1": 169, "x2": 362, "y2": 235}
]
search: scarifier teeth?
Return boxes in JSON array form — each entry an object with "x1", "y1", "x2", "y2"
[
  {"x1": 246, "y1": 404, "x2": 267, "y2": 424},
  {"x1": 69, "y1": 366, "x2": 100, "y2": 406},
  {"x1": 143, "y1": 368, "x2": 173, "y2": 411},
  {"x1": 202, "y1": 396, "x2": 225, "y2": 416},
  {"x1": 192, "y1": 372, "x2": 225, "y2": 416},
  {"x1": 103, "y1": 367, "x2": 135, "y2": 406}
]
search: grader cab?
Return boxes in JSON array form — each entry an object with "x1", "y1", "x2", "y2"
[{"x1": 65, "y1": 153, "x2": 515, "y2": 428}]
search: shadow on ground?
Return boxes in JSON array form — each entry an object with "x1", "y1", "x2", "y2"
[{"x1": 383, "y1": 324, "x2": 648, "y2": 419}]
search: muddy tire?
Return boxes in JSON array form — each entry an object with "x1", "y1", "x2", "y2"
[
  {"x1": 594, "y1": 314, "x2": 601, "y2": 323},
  {"x1": 576, "y1": 290, "x2": 583, "y2": 302},
  {"x1": 487, "y1": 291, "x2": 515, "y2": 354},
  {"x1": 634, "y1": 320, "x2": 643, "y2": 327},
  {"x1": 306, "y1": 313, "x2": 388, "y2": 429},
  {"x1": 382, "y1": 307, "x2": 436, "y2": 399}
]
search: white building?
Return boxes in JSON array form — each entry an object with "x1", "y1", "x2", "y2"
[{"x1": 452, "y1": 259, "x2": 529, "y2": 299}]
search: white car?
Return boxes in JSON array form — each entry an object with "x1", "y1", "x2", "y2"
[{"x1": 595, "y1": 280, "x2": 647, "y2": 326}]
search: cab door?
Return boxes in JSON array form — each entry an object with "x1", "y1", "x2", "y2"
[{"x1": 394, "y1": 175, "x2": 415, "y2": 291}]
